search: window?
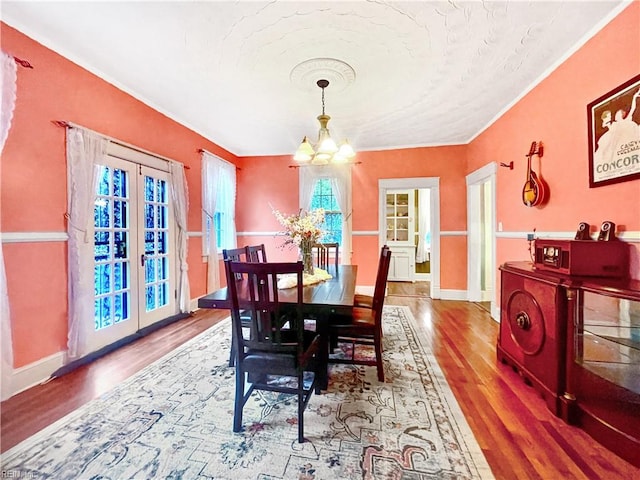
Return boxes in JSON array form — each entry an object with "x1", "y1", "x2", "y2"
[
  {"x1": 204, "y1": 208, "x2": 232, "y2": 251},
  {"x1": 300, "y1": 165, "x2": 351, "y2": 264},
  {"x1": 310, "y1": 178, "x2": 342, "y2": 245}
]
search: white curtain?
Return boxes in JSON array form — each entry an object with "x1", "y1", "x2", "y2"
[
  {"x1": 202, "y1": 151, "x2": 236, "y2": 292},
  {"x1": 416, "y1": 189, "x2": 431, "y2": 263},
  {"x1": 202, "y1": 152, "x2": 221, "y2": 292},
  {"x1": 66, "y1": 128, "x2": 108, "y2": 360},
  {"x1": 299, "y1": 165, "x2": 353, "y2": 264},
  {"x1": 329, "y1": 166, "x2": 352, "y2": 264},
  {"x1": 170, "y1": 162, "x2": 191, "y2": 312},
  {"x1": 299, "y1": 166, "x2": 318, "y2": 212},
  {"x1": 1, "y1": 52, "x2": 17, "y2": 400}
]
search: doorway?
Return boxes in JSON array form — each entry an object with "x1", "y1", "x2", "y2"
[
  {"x1": 379, "y1": 177, "x2": 440, "y2": 299},
  {"x1": 88, "y1": 154, "x2": 177, "y2": 353},
  {"x1": 466, "y1": 163, "x2": 497, "y2": 316},
  {"x1": 414, "y1": 188, "x2": 431, "y2": 281}
]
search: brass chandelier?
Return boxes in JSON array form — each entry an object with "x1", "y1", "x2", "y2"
[{"x1": 294, "y1": 79, "x2": 355, "y2": 165}]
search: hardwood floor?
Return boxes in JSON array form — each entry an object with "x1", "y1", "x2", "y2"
[{"x1": 2, "y1": 284, "x2": 638, "y2": 478}]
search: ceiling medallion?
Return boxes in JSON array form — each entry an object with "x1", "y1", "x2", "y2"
[{"x1": 290, "y1": 58, "x2": 356, "y2": 93}]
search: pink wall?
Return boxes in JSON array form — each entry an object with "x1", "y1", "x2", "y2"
[
  {"x1": 1, "y1": 24, "x2": 238, "y2": 367},
  {"x1": 467, "y1": 2, "x2": 640, "y2": 281}
]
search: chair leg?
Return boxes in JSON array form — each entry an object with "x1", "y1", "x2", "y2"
[
  {"x1": 233, "y1": 368, "x2": 244, "y2": 433},
  {"x1": 298, "y1": 373, "x2": 305, "y2": 443},
  {"x1": 374, "y1": 332, "x2": 384, "y2": 382},
  {"x1": 229, "y1": 335, "x2": 236, "y2": 367}
]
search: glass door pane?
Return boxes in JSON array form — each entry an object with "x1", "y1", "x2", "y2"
[
  {"x1": 89, "y1": 161, "x2": 139, "y2": 351},
  {"x1": 138, "y1": 166, "x2": 175, "y2": 328}
]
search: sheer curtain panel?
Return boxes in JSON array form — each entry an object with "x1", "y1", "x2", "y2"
[
  {"x1": 170, "y1": 162, "x2": 191, "y2": 312},
  {"x1": 202, "y1": 151, "x2": 237, "y2": 293},
  {"x1": 66, "y1": 128, "x2": 109, "y2": 360},
  {"x1": 1, "y1": 52, "x2": 17, "y2": 400}
]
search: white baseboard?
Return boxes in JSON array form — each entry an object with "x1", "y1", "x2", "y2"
[
  {"x1": 438, "y1": 289, "x2": 467, "y2": 301},
  {"x1": 7, "y1": 351, "x2": 66, "y2": 398},
  {"x1": 491, "y1": 304, "x2": 501, "y2": 323},
  {"x1": 355, "y1": 285, "x2": 374, "y2": 296},
  {"x1": 190, "y1": 297, "x2": 200, "y2": 312}
]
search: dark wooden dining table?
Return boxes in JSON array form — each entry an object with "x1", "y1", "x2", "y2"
[{"x1": 197, "y1": 264, "x2": 357, "y2": 389}]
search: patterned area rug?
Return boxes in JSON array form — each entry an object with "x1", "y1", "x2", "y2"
[{"x1": 1, "y1": 305, "x2": 494, "y2": 479}]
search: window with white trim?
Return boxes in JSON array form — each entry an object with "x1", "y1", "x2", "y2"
[{"x1": 310, "y1": 178, "x2": 342, "y2": 244}]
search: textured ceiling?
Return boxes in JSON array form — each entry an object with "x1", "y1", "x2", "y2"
[{"x1": 1, "y1": 1, "x2": 629, "y2": 157}]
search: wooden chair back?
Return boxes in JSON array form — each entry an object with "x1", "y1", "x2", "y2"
[
  {"x1": 226, "y1": 260, "x2": 304, "y2": 357},
  {"x1": 222, "y1": 247, "x2": 247, "y2": 280},
  {"x1": 245, "y1": 243, "x2": 267, "y2": 263},
  {"x1": 313, "y1": 242, "x2": 339, "y2": 269},
  {"x1": 371, "y1": 245, "x2": 392, "y2": 312}
]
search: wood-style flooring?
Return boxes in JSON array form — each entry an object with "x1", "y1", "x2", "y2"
[{"x1": 1, "y1": 283, "x2": 638, "y2": 479}]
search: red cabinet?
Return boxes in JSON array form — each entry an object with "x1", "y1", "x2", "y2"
[
  {"x1": 497, "y1": 262, "x2": 568, "y2": 415},
  {"x1": 498, "y1": 262, "x2": 640, "y2": 468}
]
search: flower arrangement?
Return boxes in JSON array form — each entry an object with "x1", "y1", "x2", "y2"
[{"x1": 273, "y1": 208, "x2": 326, "y2": 274}]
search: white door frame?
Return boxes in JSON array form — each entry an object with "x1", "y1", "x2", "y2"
[
  {"x1": 379, "y1": 177, "x2": 441, "y2": 299},
  {"x1": 466, "y1": 163, "x2": 497, "y2": 315}
]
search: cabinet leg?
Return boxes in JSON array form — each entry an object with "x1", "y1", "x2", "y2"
[{"x1": 560, "y1": 393, "x2": 578, "y2": 425}]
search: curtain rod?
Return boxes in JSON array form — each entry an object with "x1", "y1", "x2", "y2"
[
  {"x1": 53, "y1": 120, "x2": 190, "y2": 169},
  {"x1": 198, "y1": 148, "x2": 240, "y2": 170}
]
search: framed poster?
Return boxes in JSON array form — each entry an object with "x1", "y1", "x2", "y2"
[{"x1": 588, "y1": 74, "x2": 640, "y2": 188}]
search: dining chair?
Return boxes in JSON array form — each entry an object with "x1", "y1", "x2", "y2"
[
  {"x1": 353, "y1": 245, "x2": 391, "y2": 309},
  {"x1": 222, "y1": 247, "x2": 248, "y2": 279},
  {"x1": 245, "y1": 243, "x2": 267, "y2": 263},
  {"x1": 313, "y1": 242, "x2": 339, "y2": 269},
  {"x1": 225, "y1": 259, "x2": 321, "y2": 443},
  {"x1": 328, "y1": 245, "x2": 392, "y2": 382},
  {"x1": 222, "y1": 246, "x2": 250, "y2": 366}
]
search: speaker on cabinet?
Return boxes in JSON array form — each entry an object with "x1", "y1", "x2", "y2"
[
  {"x1": 597, "y1": 221, "x2": 616, "y2": 241},
  {"x1": 574, "y1": 222, "x2": 591, "y2": 240}
]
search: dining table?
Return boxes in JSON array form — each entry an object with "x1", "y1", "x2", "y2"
[{"x1": 197, "y1": 264, "x2": 357, "y2": 390}]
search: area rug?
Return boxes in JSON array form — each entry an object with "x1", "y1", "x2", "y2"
[{"x1": 1, "y1": 305, "x2": 494, "y2": 479}]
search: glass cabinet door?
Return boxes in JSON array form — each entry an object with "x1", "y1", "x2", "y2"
[
  {"x1": 577, "y1": 290, "x2": 640, "y2": 394},
  {"x1": 386, "y1": 191, "x2": 412, "y2": 243}
]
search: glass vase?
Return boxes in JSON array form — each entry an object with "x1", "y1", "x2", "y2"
[{"x1": 300, "y1": 245, "x2": 314, "y2": 276}]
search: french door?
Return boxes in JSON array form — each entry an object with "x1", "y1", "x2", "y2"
[{"x1": 89, "y1": 155, "x2": 176, "y2": 352}]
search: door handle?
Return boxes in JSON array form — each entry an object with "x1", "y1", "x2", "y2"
[{"x1": 141, "y1": 254, "x2": 146, "y2": 266}]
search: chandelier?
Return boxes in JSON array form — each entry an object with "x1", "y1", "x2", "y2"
[{"x1": 294, "y1": 79, "x2": 356, "y2": 165}]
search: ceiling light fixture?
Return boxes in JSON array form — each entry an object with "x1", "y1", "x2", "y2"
[{"x1": 294, "y1": 79, "x2": 355, "y2": 165}]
